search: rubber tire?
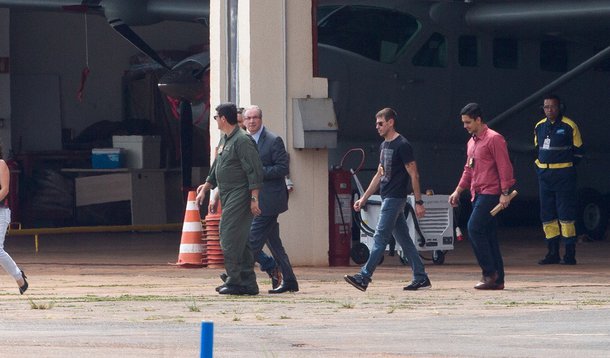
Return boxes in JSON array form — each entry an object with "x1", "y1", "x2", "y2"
[
  {"x1": 432, "y1": 250, "x2": 445, "y2": 265},
  {"x1": 577, "y1": 188, "x2": 608, "y2": 240},
  {"x1": 350, "y1": 242, "x2": 369, "y2": 264}
]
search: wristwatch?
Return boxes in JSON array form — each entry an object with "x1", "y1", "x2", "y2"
[
  {"x1": 251, "y1": 195, "x2": 258, "y2": 202},
  {"x1": 415, "y1": 199, "x2": 424, "y2": 205},
  {"x1": 502, "y1": 191, "x2": 510, "y2": 196}
]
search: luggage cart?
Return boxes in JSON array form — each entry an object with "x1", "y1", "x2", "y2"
[{"x1": 351, "y1": 179, "x2": 455, "y2": 265}]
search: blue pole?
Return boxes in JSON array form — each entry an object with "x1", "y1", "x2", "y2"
[{"x1": 200, "y1": 321, "x2": 214, "y2": 358}]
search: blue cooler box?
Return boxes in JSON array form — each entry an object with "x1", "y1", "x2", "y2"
[{"x1": 91, "y1": 148, "x2": 123, "y2": 169}]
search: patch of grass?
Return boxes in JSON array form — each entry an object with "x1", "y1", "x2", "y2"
[
  {"x1": 232, "y1": 316, "x2": 241, "y2": 322},
  {"x1": 386, "y1": 305, "x2": 397, "y2": 314},
  {"x1": 487, "y1": 300, "x2": 555, "y2": 307},
  {"x1": 145, "y1": 315, "x2": 183, "y2": 321},
  {"x1": 187, "y1": 296, "x2": 201, "y2": 312},
  {"x1": 318, "y1": 279, "x2": 340, "y2": 283},
  {"x1": 144, "y1": 315, "x2": 163, "y2": 321},
  {"x1": 187, "y1": 302, "x2": 201, "y2": 312},
  {"x1": 280, "y1": 315, "x2": 291, "y2": 319},
  {"x1": 340, "y1": 302, "x2": 355, "y2": 309},
  {"x1": 578, "y1": 299, "x2": 610, "y2": 306},
  {"x1": 28, "y1": 298, "x2": 55, "y2": 310},
  {"x1": 80, "y1": 294, "x2": 184, "y2": 303}
]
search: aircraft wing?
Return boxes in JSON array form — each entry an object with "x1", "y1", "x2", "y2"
[
  {"x1": 0, "y1": 0, "x2": 209, "y2": 26},
  {"x1": 426, "y1": 0, "x2": 610, "y2": 45}
]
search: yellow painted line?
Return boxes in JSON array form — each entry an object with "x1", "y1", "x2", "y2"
[
  {"x1": 7, "y1": 223, "x2": 184, "y2": 253},
  {"x1": 7, "y1": 223, "x2": 182, "y2": 236}
]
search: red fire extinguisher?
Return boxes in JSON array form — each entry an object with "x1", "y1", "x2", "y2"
[{"x1": 328, "y1": 165, "x2": 352, "y2": 266}]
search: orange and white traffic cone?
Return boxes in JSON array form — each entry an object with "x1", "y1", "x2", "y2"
[
  {"x1": 204, "y1": 201, "x2": 224, "y2": 269},
  {"x1": 174, "y1": 191, "x2": 205, "y2": 268}
]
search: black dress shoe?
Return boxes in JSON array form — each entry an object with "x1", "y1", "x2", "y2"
[
  {"x1": 538, "y1": 255, "x2": 560, "y2": 265},
  {"x1": 220, "y1": 273, "x2": 228, "y2": 282},
  {"x1": 219, "y1": 285, "x2": 259, "y2": 296},
  {"x1": 268, "y1": 281, "x2": 299, "y2": 294},
  {"x1": 19, "y1": 271, "x2": 28, "y2": 295},
  {"x1": 215, "y1": 284, "x2": 226, "y2": 292}
]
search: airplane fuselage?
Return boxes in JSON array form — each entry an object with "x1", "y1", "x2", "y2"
[{"x1": 318, "y1": 0, "x2": 610, "y2": 237}]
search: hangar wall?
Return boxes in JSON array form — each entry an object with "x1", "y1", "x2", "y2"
[
  {"x1": 8, "y1": 10, "x2": 206, "y2": 154},
  {"x1": 0, "y1": 9, "x2": 10, "y2": 152}
]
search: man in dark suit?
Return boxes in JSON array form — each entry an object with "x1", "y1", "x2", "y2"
[{"x1": 243, "y1": 105, "x2": 299, "y2": 294}]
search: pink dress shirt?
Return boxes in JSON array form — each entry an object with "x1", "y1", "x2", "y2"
[{"x1": 458, "y1": 125, "x2": 516, "y2": 200}]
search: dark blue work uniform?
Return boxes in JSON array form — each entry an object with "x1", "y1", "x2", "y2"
[{"x1": 534, "y1": 115, "x2": 584, "y2": 243}]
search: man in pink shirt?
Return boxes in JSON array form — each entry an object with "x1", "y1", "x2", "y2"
[{"x1": 449, "y1": 103, "x2": 516, "y2": 290}]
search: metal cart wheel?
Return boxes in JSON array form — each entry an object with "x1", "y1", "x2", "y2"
[
  {"x1": 432, "y1": 250, "x2": 446, "y2": 265},
  {"x1": 350, "y1": 242, "x2": 370, "y2": 264}
]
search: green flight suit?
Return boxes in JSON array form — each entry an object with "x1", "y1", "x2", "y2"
[{"x1": 207, "y1": 127, "x2": 264, "y2": 291}]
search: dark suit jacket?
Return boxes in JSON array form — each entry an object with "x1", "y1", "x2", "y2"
[{"x1": 256, "y1": 127, "x2": 289, "y2": 215}]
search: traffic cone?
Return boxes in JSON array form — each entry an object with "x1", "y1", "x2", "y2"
[
  {"x1": 455, "y1": 226, "x2": 464, "y2": 242},
  {"x1": 174, "y1": 191, "x2": 205, "y2": 268},
  {"x1": 204, "y1": 204, "x2": 224, "y2": 269}
]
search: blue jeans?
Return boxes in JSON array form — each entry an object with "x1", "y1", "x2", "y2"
[
  {"x1": 467, "y1": 194, "x2": 504, "y2": 283},
  {"x1": 0, "y1": 208, "x2": 21, "y2": 280},
  {"x1": 257, "y1": 250, "x2": 275, "y2": 273},
  {"x1": 361, "y1": 197, "x2": 427, "y2": 281}
]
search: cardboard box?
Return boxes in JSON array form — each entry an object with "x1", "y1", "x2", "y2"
[
  {"x1": 112, "y1": 135, "x2": 161, "y2": 169},
  {"x1": 75, "y1": 171, "x2": 167, "y2": 225},
  {"x1": 91, "y1": 148, "x2": 123, "y2": 169}
]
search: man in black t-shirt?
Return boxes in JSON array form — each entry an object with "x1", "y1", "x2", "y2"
[{"x1": 345, "y1": 108, "x2": 431, "y2": 292}]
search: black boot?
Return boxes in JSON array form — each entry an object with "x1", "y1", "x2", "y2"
[
  {"x1": 561, "y1": 243, "x2": 577, "y2": 265},
  {"x1": 538, "y1": 238, "x2": 560, "y2": 265}
]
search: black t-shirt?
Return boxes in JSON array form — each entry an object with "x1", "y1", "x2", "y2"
[{"x1": 379, "y1": 135, "x2": 415, "y2": 199}]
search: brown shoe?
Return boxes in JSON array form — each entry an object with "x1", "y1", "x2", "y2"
[
  {"x1": 474, "y1": 273, "x2": 499, "y2": 290},
  {"x1": 268, "y1": 266, "x2": 282, "y2": 289}
]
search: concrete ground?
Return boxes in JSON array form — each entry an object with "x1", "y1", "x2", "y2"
[{"x1": 1, "y1": 226, "x2": 609, "y2": 357}]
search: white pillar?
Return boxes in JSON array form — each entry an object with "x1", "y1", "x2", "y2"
[
  {"x1": 208, "y1": 0, "x2": 230, "y2": 154},
  {"x1": 210, "y1": 0, "x2": 330, "y2": 265}
]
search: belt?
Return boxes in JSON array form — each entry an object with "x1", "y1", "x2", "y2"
[{"x1": 535, "y1": 159, "x2": 573, "y2": 169}]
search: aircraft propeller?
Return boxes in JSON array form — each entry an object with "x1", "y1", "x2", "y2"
[
  {"x1": 108, "y1": 18, "x2": 171, "y2": 70},
  {"x1": 158, "y1": 53, "x2": 210, "y2": 196},
  {"x1": 60, "y1": 0, "x2": 209, "y2": 195},
  {"x1": 0, "y1": 0, "x2": 210, "y2": 196}
]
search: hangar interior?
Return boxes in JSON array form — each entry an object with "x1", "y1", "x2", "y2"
[{"x1": 1, "y1": 9, "x2": 209, "y2": 227}]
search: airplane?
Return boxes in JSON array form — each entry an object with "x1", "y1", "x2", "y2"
[
  {"x1": 317, "y1": 0, "x2": 610, "y2": 240},
  {"x1": 2, "y1": 0, "x2": 610, "y2": 239}
]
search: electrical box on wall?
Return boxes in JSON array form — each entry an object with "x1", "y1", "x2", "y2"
[{"x1": 292, "y1": 97, "x2": 338, "y2": 149}]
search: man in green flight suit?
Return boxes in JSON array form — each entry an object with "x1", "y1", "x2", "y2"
[{"x1": 196, "y1": 102, "x2": 264, "y2": 295}]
